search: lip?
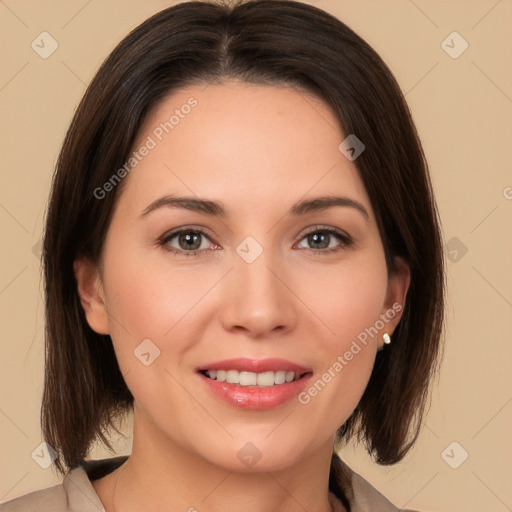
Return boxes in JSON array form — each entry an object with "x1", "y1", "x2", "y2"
[
  {"x1": 196, "y1": 358, "x2": 313, "y2": 411},
  {"x1": 196, "y1": 357, "x2": 310, "y2": 374}
]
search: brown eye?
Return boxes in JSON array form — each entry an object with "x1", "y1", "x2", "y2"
[
  {"x1": 176, "y1": 232, "x2": 202, "y2": 251},
  {"x1": 296, "y1": 227, "x2": 352, "y2": 252},
  {"x1": 159, "y1": 229, "x2": 215, "y2": 256}
]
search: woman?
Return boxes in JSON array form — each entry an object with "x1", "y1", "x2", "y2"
[{"x1": 1, "y1": 1, "x2": 444, "y2": 511}]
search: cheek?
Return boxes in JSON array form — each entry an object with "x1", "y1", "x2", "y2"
[
  {"x1": 293, "y1": 255, "x2": 388, "y2": 426},
  {"x1": 100, "y1": 252, "x2": 213, "y2": 421},
  {"x1": 99, "y1": 240, "x2": 223, "y2": 383},
  {"x1": 103, "y1": 248, "x2": 214, "y2": 338},
  {"x1": 296, "y1": 251, "x2": 389, "y2": 347}
]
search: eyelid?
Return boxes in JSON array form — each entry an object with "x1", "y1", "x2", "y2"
[
  {"x1": 294, "y1": 225, "x2": 352, "y2": 250},
  {"x1": 299, "y1": 224, "x2": 351, "y2": 239},
  {"x1": 158, "y1": 226, "x2": 218, "y2": 249}
]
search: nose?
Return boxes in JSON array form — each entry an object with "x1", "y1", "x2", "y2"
[{"x1": 219, "y1": 252, "x2": 298, "y2": 339}]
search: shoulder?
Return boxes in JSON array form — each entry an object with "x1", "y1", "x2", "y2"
[
  {"x1": 331, "y1": 452, "x2": 419, "y2": 512},
  {"x1": 0, "y1": 465, "x2": 105, "y2": 512},
  {"x1": 0, "y1": 482, "x2": 67, "y2": 512},
  {"x1": 350, "y1": 470, "x2": 418, "y2": 512}
]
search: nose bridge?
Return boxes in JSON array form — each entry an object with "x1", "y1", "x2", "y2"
[{"x1": 219, "y1": 243, "x2": 297, "y2": 337}]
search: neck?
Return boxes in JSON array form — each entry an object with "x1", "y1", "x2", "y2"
[{"x1": 103, "y1": 407, "x2": 346, "y2": 512}]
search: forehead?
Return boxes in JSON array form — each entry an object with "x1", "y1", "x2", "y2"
[{"x1": 115, "y1": 81, "x2": 372, "y2": 220}]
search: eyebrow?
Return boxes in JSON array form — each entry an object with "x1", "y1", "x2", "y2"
[{"x1": 140, "y1": 194, "x2": 370, "y2": 223}]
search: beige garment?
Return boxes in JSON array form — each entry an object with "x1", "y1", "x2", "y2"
[{"x1": 0, "y1": 453, "x2": 418, "y2": 511}]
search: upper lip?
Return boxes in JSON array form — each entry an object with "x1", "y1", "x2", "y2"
[{"x1": 197, "y1": 358, "x2": 311, "y2": 374}]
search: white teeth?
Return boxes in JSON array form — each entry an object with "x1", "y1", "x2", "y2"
[
  {"x1": 204, "y1": 369, "x2": 300, "y2": 387},
  {"x1": 274, "y1": 370, "x2": 286, "y2": 385},
  {"x1": 256, "y1": 371, "x2": 275, "y2": 387},
  {"x1": 226, "y1": 370, "x2": 239, "y2": 384},
  {"x1": 239, "y1": 371, "x2": 257, "y2": 386}
]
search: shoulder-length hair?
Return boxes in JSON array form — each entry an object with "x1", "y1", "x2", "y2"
[{"x1": 42, "y1": 0, "x2": 445, "y2": 475}]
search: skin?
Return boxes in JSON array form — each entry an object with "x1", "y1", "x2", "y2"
[{"x1": 74, "y1": 80, "x2": 410, "y2": 512}]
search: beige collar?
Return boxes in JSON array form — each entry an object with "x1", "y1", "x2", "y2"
[{"x1": 59, "y1": 454, "x2": 412, "y2": 512}]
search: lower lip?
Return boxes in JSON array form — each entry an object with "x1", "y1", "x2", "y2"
[{"x1": 199, "y1": 373, "x2": 312, "y2": 410}]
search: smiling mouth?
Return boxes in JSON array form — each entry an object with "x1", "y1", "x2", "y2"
[{"x1": 200, "y1": 369, "x2": 309, "y2": 387}]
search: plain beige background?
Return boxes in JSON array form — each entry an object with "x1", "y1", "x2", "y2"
[{"x1": 1, "y1": 1, "x2": 511, "y2": 511}]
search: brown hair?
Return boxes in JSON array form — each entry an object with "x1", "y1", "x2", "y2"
[{"x1": 42, "y1": 0, "x2": 445, "y2": 477}]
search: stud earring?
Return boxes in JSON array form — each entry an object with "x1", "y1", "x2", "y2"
[{"x1": 383, "y1": 332, "x2": 391, "y2": 345}]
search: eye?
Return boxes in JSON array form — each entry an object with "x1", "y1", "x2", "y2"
[
  {"x1": 158, "y1": 226, "x2": 352, "y2": 257},
  {"x1": 159, "y1": 228, "x2": 218, "y2": 257},
  {"x1": 295, "y1": 227, "x2": 352, "y2": 253}
]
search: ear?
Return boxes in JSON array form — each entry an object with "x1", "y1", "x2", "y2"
[
  {"x1": 378, "y1": 256, "x2": 411, "y2": 348},
  {"x1": 73, "y1": 256, "x2": 110, "y2": 335}
]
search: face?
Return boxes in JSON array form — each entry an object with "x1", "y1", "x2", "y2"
[{"x1": 76, "y1": 81, "x2": 409, "y2": 472}]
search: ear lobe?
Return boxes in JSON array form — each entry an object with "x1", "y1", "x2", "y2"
[
  {"x1": 73, "y1": 256, "x2": 110, "y2": 335},
  {"x1": 380, "y1": 256, "x2": 411, "y2": 339}
]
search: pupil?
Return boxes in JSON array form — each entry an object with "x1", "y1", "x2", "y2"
[
  {"x1": 180, "y1": 232, "x2": 200, "y2": 250},
  {"x1": 310, "y1": 233, "x2": 328, "y2": 249}
]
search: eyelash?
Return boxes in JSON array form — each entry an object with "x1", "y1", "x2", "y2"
[{"x1": 158, "y1": 226, "x2": 353, "y2": 258}]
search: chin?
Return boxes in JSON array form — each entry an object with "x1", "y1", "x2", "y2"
[{"x1": 192, "y1": 432, "x2": 314, "y2": 474}]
